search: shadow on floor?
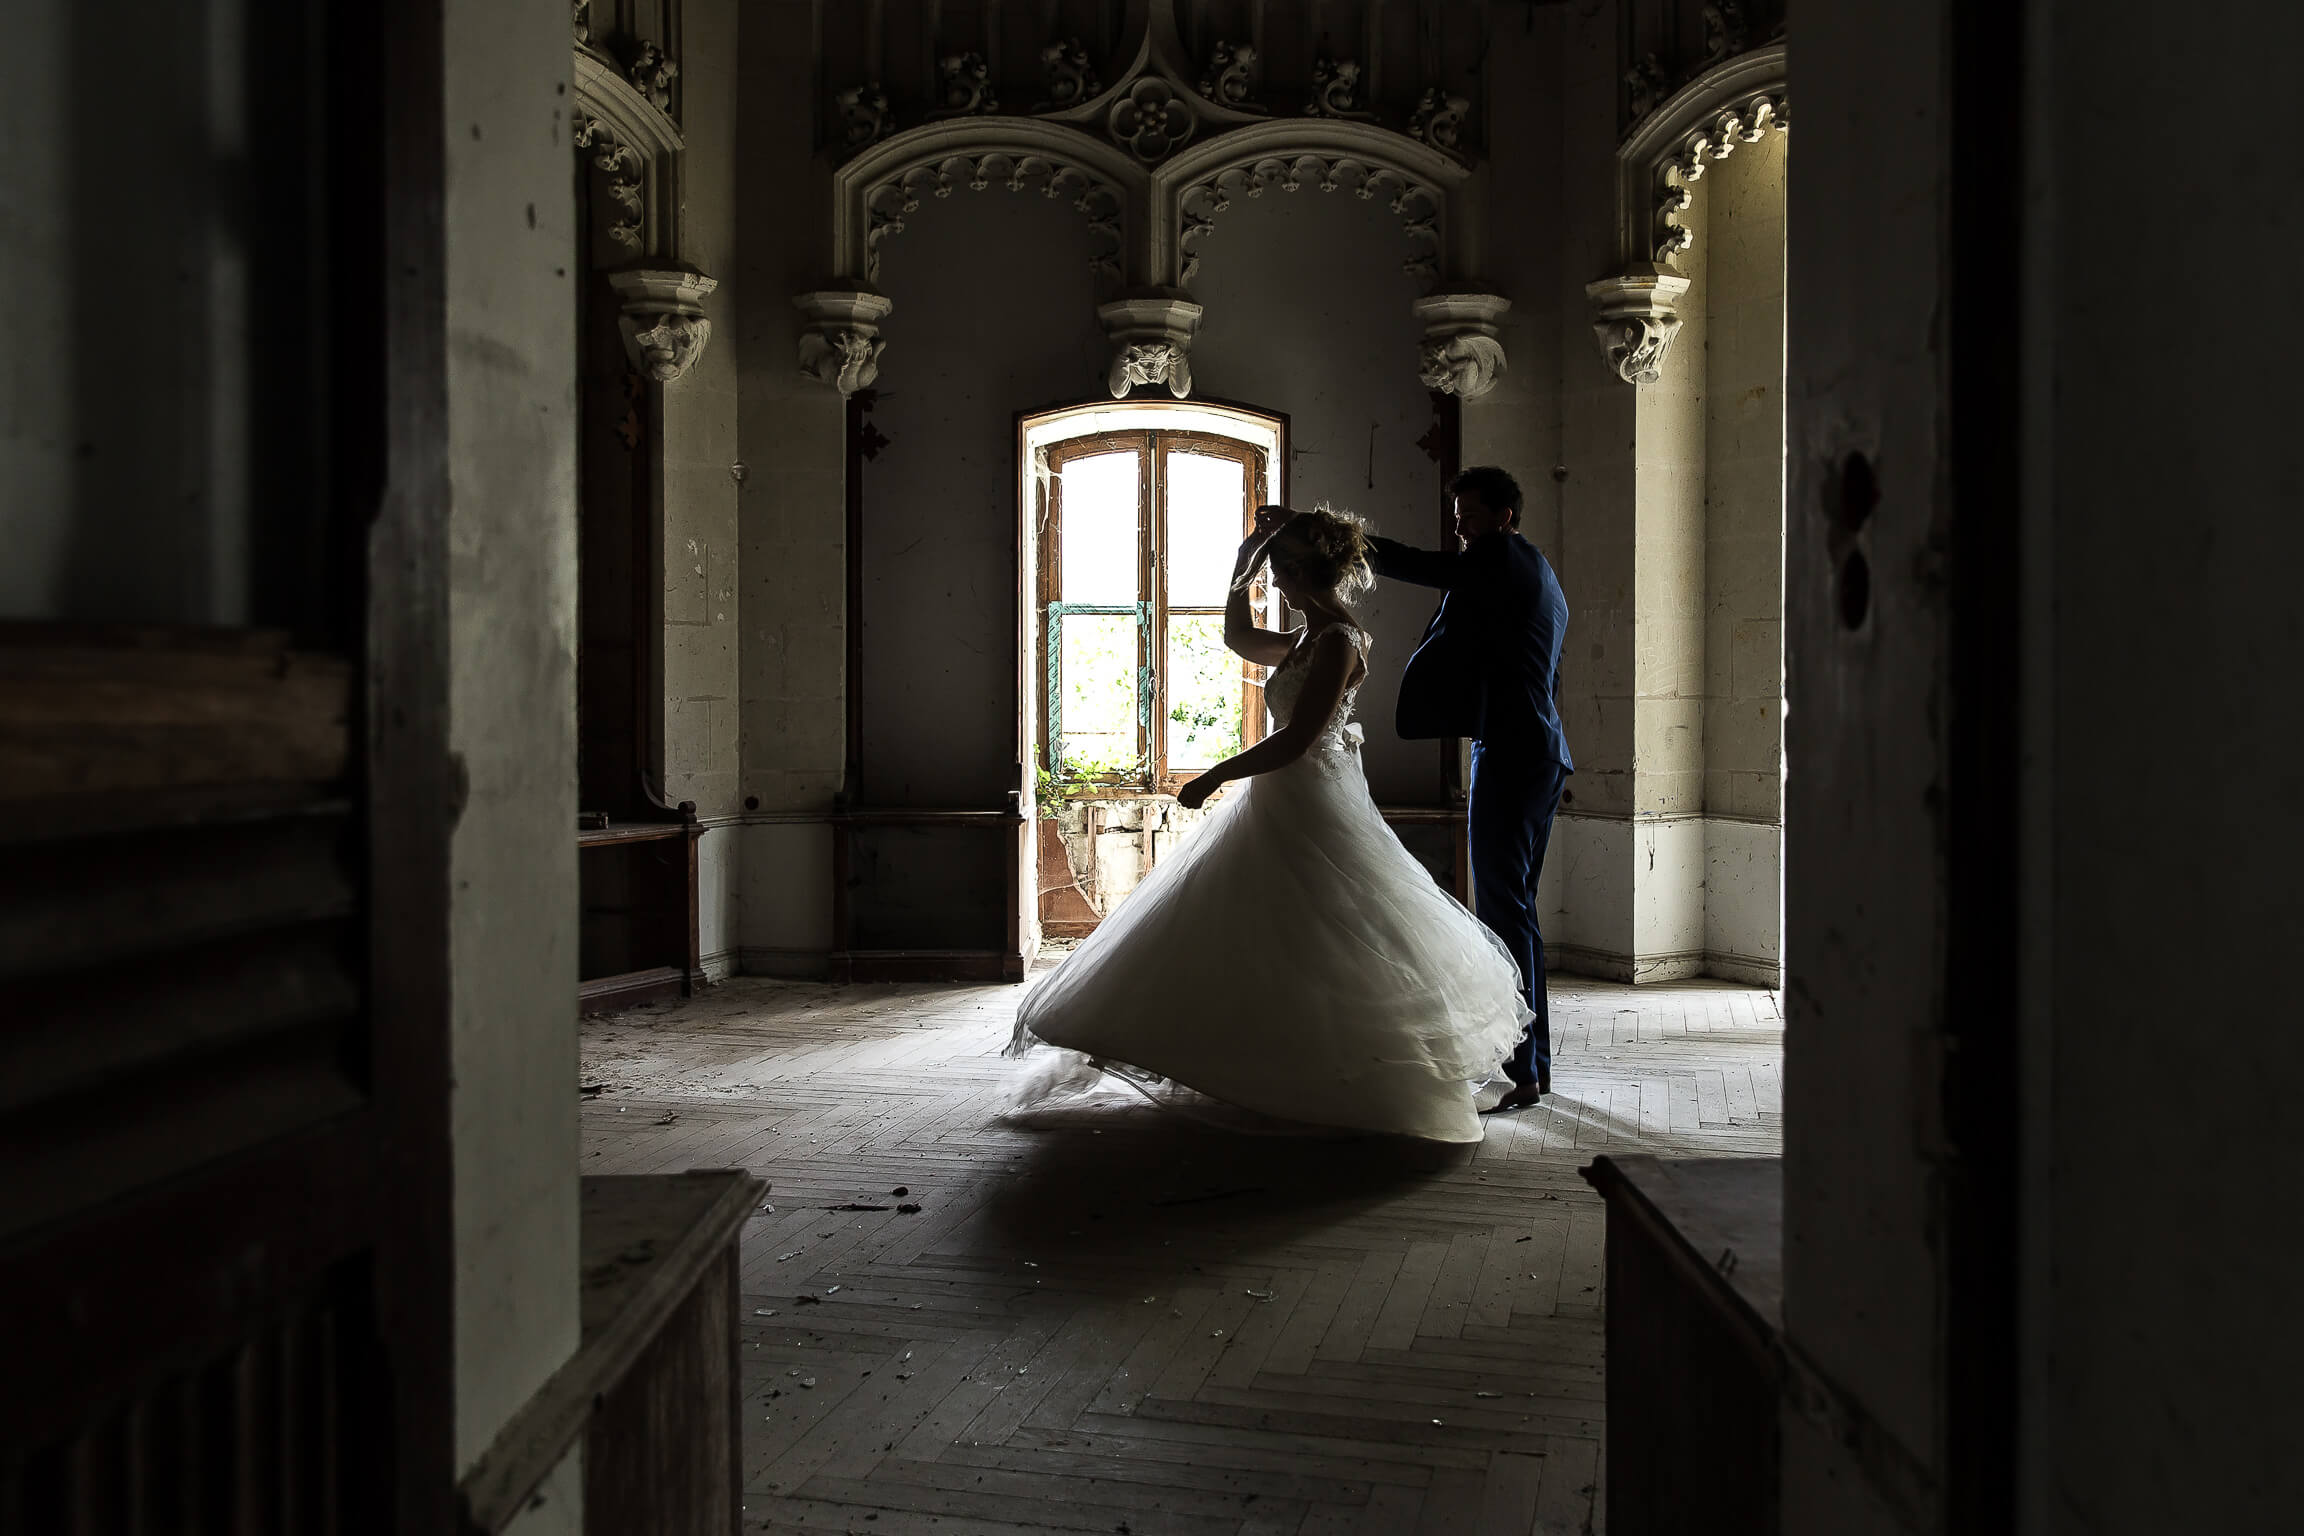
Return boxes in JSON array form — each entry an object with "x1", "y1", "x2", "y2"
[{"x1": 971, "y1": 1096, "x2": 1480, "y2": 1280}]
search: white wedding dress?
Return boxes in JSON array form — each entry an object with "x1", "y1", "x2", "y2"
[{"x1": 1008, "y1": 626, "x2": 1533, "y2": 1143}]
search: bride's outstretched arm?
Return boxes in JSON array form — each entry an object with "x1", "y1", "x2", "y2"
[
  {"x1": 1224, "y1": 520, "x2": 1297, "y2": 665},
  {"x1": 1176, "y1": 628, "x2": 1358, "y2": 810}
]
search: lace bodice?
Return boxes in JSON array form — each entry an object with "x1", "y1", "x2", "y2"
[{"x1": 1264, "y1": 626, "x2": 1368, "y2": 753}]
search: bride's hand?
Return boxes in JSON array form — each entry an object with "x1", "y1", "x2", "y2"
[
  {"x1": 1176, "y1": 773, "x2": 1222, "y2": 810},
  {"x1": 1252, "y1": 504, "x2": 1298, "y2": 538},
  {"x1": 1236, "y1": 504, "x2": 1296, "y2": 566}
]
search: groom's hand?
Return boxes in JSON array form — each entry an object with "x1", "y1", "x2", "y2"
[{"x1": 1253, "y1": 504, "x2": 1298, "y2": 537}]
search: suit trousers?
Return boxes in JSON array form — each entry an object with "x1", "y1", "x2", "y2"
[{"x1": 1467, "y1": 740, "x2": 1567, "y2": 1086}]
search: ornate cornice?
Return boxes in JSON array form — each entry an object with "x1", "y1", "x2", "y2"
[
  {"x1": 827, "y1": 1, "x2": 1470, "y2": 175},
  {"x1": 818, "y1": 4, "x2": 1487, "y2": 403}
]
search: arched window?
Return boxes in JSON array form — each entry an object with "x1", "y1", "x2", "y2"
[{"x1": 1025, "y1": 403, "x2": 1286, "y2": 796}]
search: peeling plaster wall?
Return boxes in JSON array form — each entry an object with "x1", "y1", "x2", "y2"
[
  {"x1": 442, "y1": 0, "x2": 581, "y2": 1522},
  {"x1": 659, "y1": 0, "x2": 742, "y2": 824},
  {"x1": 653, "y1": 0, "x2": 743, "y2": 977}
]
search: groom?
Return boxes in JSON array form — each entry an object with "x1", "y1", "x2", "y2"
[{"x1": 1366, "y1": 467, "x2": 1572, "y2": 1111}]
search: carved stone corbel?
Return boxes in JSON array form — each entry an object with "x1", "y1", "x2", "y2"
[
  {"x1": 793, "y1": 288, "x2": 894, "y2": 397},
  {"x1": 607, "y1": 267, "x2": 717, "y2": 383},
  {"x1": 1584, "y1": 263, "x2": 1693, "y2": 385},
  {"x1": 1096, "y1": 293, "x2": 1204, "y2": 400},
  {"x1": 1412, "y1": 292, "x2": 1511, "y2": 399}
]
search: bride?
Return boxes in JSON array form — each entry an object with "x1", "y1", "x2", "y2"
[{"x1": 1008, "y1": 504, "x2": 1533, "y2": 1144}]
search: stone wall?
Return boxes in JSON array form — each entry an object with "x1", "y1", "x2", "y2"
[
  {"x1": 444, "y1": 0, "x2": 584, "y2": 1523},
  {"x1": 656, "y1": 0, "x2": 743, "y2": 975},
  {"x1": 731, "y1": 0, "x2": 843, "y2": 976},
  {"x1": 1700, "y1": 129, "x2": 1786, "y2": 983}
]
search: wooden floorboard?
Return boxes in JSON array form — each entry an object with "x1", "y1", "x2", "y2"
[{"x1": 582, "y1": 972, "x2": 1783, "y2": 1535}]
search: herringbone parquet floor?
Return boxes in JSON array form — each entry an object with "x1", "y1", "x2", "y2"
[{"x1": 580, "y1": 967, "x2": 1784, "y2": 1536}]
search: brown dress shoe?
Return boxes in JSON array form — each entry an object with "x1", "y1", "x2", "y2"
[{"x1": 1482, "y1": 1082, "x2": 1545, "y2": 1115}]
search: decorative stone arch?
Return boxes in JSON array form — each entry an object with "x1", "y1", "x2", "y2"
[
  {"x1": 803, "y1": 119, "x2": 1146, "y2": 398},
  {"x1": 1586, "y1": 42, "x2": 1788, "y2": 385},
  {"x1": 830, "y1": 118, "x2": 1146, "y2": 292},
  {"x1": 1152, "y1": 118, "x2": 1469, "y2": 291},
  {"x1": 573, "y1": 45, "x2": 715, "y2": 382}
]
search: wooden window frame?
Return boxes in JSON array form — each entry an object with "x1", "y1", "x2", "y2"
[{"x1": 1036, "y1": 426, "x2": 1274, "y2": 797}]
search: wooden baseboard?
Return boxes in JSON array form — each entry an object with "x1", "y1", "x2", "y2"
[
  {"x1": 828, "y1": 951, "x2": 1021, "y2": 984},
  {"x1": 578, "y1": 966, "x2": 686, "y2": 1013}
]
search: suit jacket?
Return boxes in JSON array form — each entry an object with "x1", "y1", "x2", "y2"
[{"x1": 1366, "y1": 530, "x2": 1574, "y2": 771}]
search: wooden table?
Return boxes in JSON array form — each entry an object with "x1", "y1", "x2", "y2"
[{"x1": 1581, "y1": 1155, "x2": 1783, "y2": 1536}]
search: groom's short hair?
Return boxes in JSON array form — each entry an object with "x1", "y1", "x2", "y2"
[{"x1": 1449, "y1": 465, "x2": 1524, "y2": 526}]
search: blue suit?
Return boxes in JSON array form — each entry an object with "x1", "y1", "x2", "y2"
[{"x1": 1367, "y1": 530, "x2": 1572, "y2": 1088}]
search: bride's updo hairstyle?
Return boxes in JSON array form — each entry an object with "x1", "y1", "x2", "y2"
[{"x1": 1268, "y1": 503, "x2": 1374, "y2": 600}]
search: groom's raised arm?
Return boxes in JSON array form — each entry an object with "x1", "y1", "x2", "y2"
[{"x1": 1366, "y1": 534, "x2": 1466, "y2": 590}]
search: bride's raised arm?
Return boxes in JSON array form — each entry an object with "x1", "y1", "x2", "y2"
[
  {"x1": 1222, "y1": 508, "x2": 1298, "y2": 667},
  {"x1": 1176, "y1": 626, "x2": 1359, "y2": 809}
]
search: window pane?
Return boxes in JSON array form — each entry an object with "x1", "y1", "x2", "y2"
[
  {"x1": 1164, "y1": 449, "x2": 1247, "y2": 607},
  {"x1": 1058, "y1": 452, "x2": 1140, "y2": 603},
  {"x1": 1165, "y1": 614, "x2": 1243, "y2": 771},
  {"x1": 1057, "y1": 612, "x2": 1139, "y2": 773}
]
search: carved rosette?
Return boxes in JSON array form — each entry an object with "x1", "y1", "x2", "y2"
[
  {"x1": 1108, "y1": 77, "x2": 1196, "y2": 164},
  {"x1": 1411, "y1": 292, "x2": 1511, "y2": 399},
  {"x1": 1584, "y1": 264, "x2": 1693, "y2": 386},
  {"x1": 608, "y1": 267, "x2": 718, "y2": 384},
  {"x1": 1097, "y1": 294, "x2": 1204, "y2": 400},
  {"x1": 793, "y1": 289, "x2": 894, "y2": 398}
]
